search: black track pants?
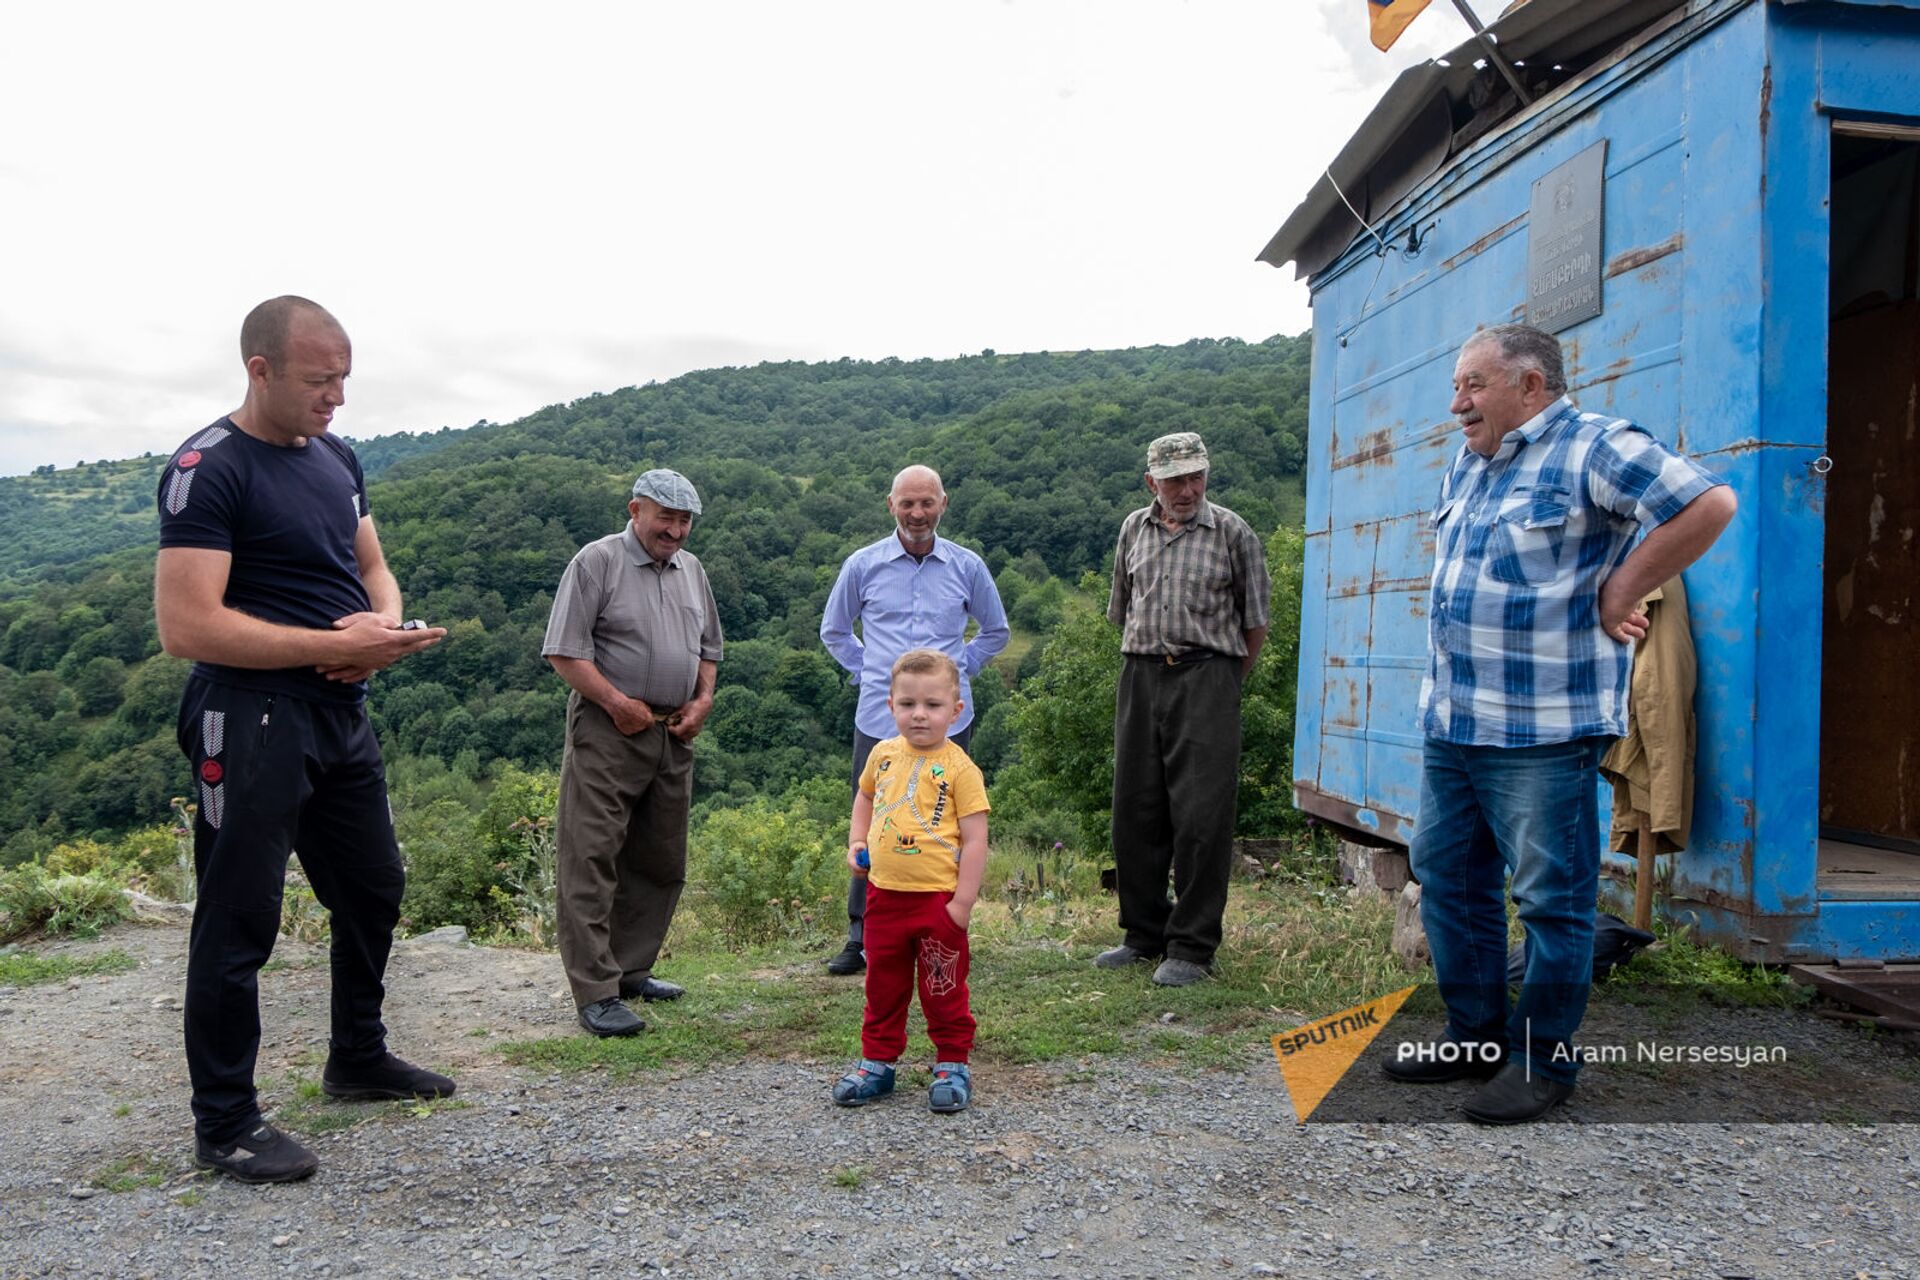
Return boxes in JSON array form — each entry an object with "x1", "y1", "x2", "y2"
[{"x1": 177, "y1": 676, "x2": 404, "y2": 1143}]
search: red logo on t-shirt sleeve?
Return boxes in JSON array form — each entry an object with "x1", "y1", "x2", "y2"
[
  {"x1": 178, "y1": 450, "x2": 203, "y2": 468},
  {"x1": 199, "y1": 760, "x2": 224, "y2": 784}
]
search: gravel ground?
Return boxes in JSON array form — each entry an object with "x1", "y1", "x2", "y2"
[{"x1": 2, "y1": 922, "x2": 1916, "y2": 1280}]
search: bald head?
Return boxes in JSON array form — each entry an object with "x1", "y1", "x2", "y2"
[
  {"x1": 890, "y1": 465, "x2": 945, "y2": 500},
  {"x1": 888, "y1": 465, "x2": 949, "y2": 554},
  {"x1": 241, "y1": 296, "x2": 345, "y2": 372}
]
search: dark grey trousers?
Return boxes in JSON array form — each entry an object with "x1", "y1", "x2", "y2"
[
  {"x1": 1110, "y1": 655, "x2": 1242, "y2": 966},
  {"x1": 555, "y1": 693, "x2": 692, "y2": 1007},
  {"x1": 843, "y1": 721, "x2": 975, "y2": 945}
]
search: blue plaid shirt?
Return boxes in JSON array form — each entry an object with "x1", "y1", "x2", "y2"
[{"x1": 1419, "y1": 397, "x2": 1726, "y2": 747}]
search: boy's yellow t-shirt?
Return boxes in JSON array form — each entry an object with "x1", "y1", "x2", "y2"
[{"x1": 858, "y1": 736, "x2": 990, "y2": 893}]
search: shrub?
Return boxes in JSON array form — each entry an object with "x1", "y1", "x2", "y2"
[
  {"x1": 44, "y1": 839, "x2": 113, "y2": 877},
  {"x1": 398, "y1": 798, "x2": 509, "y2": 935},
  {"x1": 42, "y1": 815, "x2": 195, "y2": 903},
  {"x1": 496, "y1": 815, "x2": 558, "y2": 948},
  {"x1": 475, "y1": 766, "x2": 559, "y2": 880},
  {"x1": 0, "y1": 863, "x2": 131, "y2": 940},
  {"x1": 689, "y1": 797, "x2": 844, "y2": 946}
]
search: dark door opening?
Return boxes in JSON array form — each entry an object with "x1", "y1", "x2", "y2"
[{"x1": 1820, "y1": 125, "x2": 1920, "y2": 899}]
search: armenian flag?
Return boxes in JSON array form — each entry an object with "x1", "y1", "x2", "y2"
[{"x1": 1368, "y1": 0, "x2": 1434, "y2": 51}]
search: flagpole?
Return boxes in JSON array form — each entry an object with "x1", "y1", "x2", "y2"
[{"x1": 1448, "y1": 0, "x2": 1534, "y2": 106}]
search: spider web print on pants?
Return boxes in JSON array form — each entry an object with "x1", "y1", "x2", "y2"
[{"x1": 919, "y1": 935, "x2": 962, "y2": 997}]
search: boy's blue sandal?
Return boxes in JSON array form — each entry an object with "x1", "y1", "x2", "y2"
[
  {"x1": 928, "y1": 1061, "x2": 972, "y2": 1113},
  {"x1": 832, "y1": 1059, "x2": 896, "y2": 1106}
]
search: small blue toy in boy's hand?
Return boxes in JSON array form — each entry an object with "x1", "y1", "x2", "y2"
[{"x1": 855, "y1": 846, "x2": 870, "y2": 871}]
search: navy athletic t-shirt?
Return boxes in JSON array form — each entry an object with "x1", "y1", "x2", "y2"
[{"x1": 156, "y1": 417, "x2": 373, "y2": 704}]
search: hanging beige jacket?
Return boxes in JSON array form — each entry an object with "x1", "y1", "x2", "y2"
[{"x1": 1599, "y1": 575, "x2": 1696, "y2": 855}]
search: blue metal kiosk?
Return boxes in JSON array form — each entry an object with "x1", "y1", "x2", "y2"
[{"x1": 1263, "y1": 0, "x2": 1920, "y2": 961}]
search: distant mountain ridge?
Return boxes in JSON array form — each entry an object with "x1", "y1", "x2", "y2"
[
  {"x1": 0, "y1": 338, "x2": 1305, "y2": 596},
  {"x1": 0, "y1": 334, "x2": 1309, "y2": 854}
]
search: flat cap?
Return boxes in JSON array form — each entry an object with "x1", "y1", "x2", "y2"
[
  {"x1": 1146, "y1": 432, "x2": 1208, "y2": 480},
  {"x1": 631, "y1": 468, "x2": 703, "y2": 515}
]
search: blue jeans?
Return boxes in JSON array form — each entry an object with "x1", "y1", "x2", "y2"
[{"x1": 1409, "y1": 735, "x2": 1610, "y2": 1084}]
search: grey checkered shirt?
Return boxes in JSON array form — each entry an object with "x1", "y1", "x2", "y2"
[{"x1": 1107, "y1": 500, "x2": 1271, "y2": 656}]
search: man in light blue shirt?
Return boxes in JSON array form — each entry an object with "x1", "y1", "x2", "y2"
[{"x1": 819, "y1": 464, "x2": 1009, "y2": 975}]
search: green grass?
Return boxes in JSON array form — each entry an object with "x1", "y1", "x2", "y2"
[
  {"x1": 830, "y1": 1165, "x2": 868, "y2": 1189},
  {"x1": 88, "y1": 1154, "x2": 171, "y2": 1193},
  {"x1": 496, "y1": 879, "x2": 1403, "y2": 1078},
  {"x1": 274, "y1": 1075, "x2": 470, "y2": 1136},
  {"x1": 1602, "y1": 918, "x2": 1807, "y2": 1009},
  {"x1": 277, "y1": 1079, "x2": 372, "y2": 1136},
  {"x1": 992, "y1": 629, "x2": 1039, "y2": 678},
  {"x1": 0, "y1": 949, "x2": 138, "y2": 986}
]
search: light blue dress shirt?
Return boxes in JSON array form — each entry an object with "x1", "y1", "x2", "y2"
[{"x1": 820, "y1": 533, "x2": 1011, "y2": 738}]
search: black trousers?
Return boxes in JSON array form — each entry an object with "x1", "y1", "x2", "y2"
[
  {"x1": 177, "y1": 676, "x2": 404, "y2": 1143},
  {"x1": 1110, "y1": 654, "x2": 1242, "y2": 966},
  {"x1": 844, "y1": 721, "x2": 975, "y2": 945}
]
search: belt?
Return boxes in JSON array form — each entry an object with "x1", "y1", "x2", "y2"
[{"x1": 1126, "y1": 649, "x2": 1232, "y2": 666}]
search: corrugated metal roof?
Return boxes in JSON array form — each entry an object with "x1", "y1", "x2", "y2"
[{"x1": 1257, "y1": 0, "x2": 1690, "y2": 279}]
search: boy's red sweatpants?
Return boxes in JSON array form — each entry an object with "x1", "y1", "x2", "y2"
[{"x1": 861, "y1": 884, "x2": 975, "y2": 1063}]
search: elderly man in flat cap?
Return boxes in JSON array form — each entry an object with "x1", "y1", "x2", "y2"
[
  {"x1": 542, "y1": 469, "x2": 723, "y2": 1036},
  {"x1": 1099, "y1": 433, "x2": 1271, "y2": 986}
]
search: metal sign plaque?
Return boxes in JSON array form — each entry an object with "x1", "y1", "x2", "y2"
[{"x1": 1526, "y1": 140, "x2": 1608, "y2": 334}]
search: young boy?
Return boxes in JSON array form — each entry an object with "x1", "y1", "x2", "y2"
[{"x1": 832, "y1": 648, "x2": 990, "y2": 1113}]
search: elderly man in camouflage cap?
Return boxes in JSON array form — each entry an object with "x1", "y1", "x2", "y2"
[
  {"x1": 542, "y1": 469, "x2": 724, "y2": 1036},
  {"x1": 1099, "y1": 433, "x2": 1271, "y2": 986}
]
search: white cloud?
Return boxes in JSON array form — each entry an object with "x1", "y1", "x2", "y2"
[{"x1": 0, "y1": 0, "x2": 1474, "y2": 475}]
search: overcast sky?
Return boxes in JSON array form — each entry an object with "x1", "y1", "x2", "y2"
[{"x1": 0, "y1": 1, "x2": 1471, "y2": 476}]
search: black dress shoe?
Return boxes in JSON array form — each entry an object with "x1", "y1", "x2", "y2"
[
  {"x1": 617, "y1": 976, "x2": 684, "y2": 1002},
  {"x1": 1462, "y1": 1061, "x2": 1575, "y2": 1124},
  {"x1": 825, "y1": 940, "x2": 866, "y2": 976},
  {"x1": 578, "y1": 997, "x2": 645, "y2": 1037},
  {"x1": 1380, "y1": 1040, "x2": 1505, "y2": 1084}
]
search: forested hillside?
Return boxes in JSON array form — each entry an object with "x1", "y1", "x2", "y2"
[{"x1": 0, "y1": 335, "x2": 1311, "y2": 875}]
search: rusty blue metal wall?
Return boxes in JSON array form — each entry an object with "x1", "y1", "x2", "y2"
[{"x1": 1291, "y1": 0, "x2": 1920, "y2": 960}]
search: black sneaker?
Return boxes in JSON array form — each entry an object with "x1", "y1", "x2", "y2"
[
  {"x1": 322, "y1": 1052, "x2": 457, "y2": 1101},
  {"x1": 195, "y1": 1122, "x2": 318, "y2": 1184},
  {"x1": 825, "y1": 940, "x2": 866, "y2": 976}
]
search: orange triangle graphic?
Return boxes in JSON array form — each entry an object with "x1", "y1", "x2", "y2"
[{"x1": 1271, "y1": 986, "x2": 1417, "y2": 1123}]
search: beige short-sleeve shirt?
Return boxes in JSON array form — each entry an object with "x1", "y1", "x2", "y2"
[{"x1": 541, "y1": 526, "x2": 724, "y2": 707}]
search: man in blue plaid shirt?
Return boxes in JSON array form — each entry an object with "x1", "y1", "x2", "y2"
[{"x1": 1387, "y1": 324, "x2": 1736, "y2": 1124}]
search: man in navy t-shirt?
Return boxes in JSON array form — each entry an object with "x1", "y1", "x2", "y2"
[{"x1": 155, "y1": 296, "x2": 450, "y2": 1183}]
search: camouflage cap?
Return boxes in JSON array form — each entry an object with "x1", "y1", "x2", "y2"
[
  {"x1": 631, "y1": 468, "x2": 704, "y2": 515},
  {"x1": 1145, "y1": 432, "x2": 1208, "y2": 480}
]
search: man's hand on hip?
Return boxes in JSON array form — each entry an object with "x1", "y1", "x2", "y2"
[
  {"x1": 1597, "y1": 578, "x2": 1650, "y2": 645},
  {"x1": 606, "y1": 695, "x2": 656, "y2": 736},
  {"x1": 666, "y1": 694, "x2": 712, "y2": 744}
]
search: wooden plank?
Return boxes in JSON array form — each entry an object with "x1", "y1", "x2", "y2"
[
  {"x1": 1818, "y1": 837, "x2": 1920, "y2": 900},
  {"x1": 1791, "y1": 962, "x2": 1920, "y2": 1024}
]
